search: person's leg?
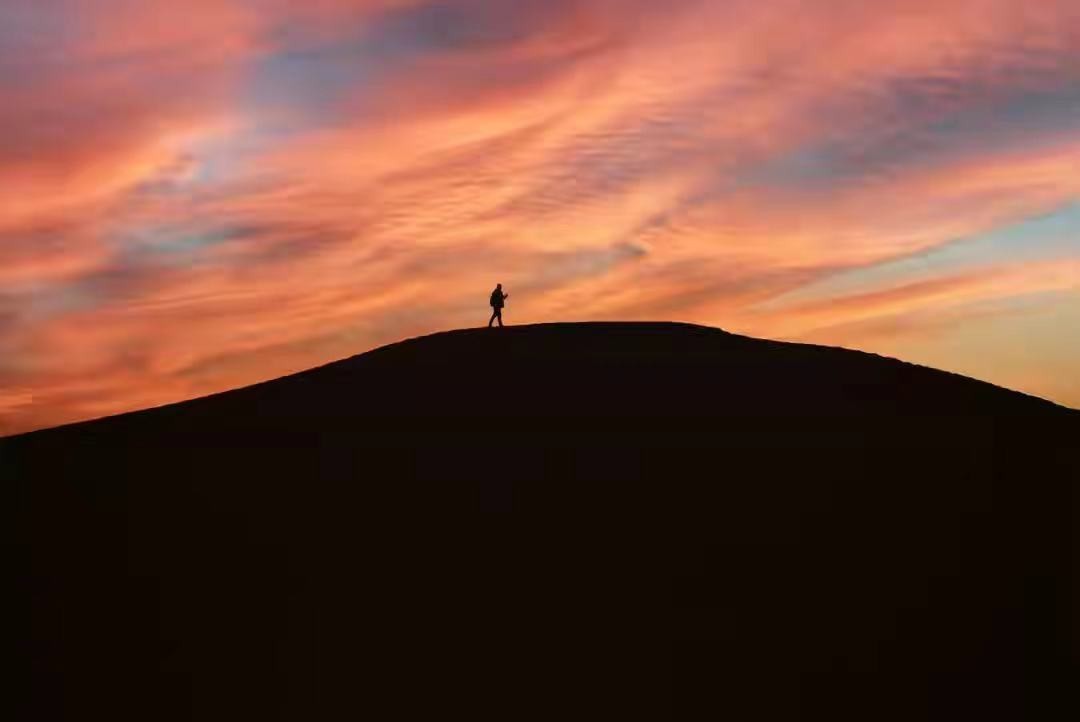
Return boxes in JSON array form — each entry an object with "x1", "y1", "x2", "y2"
[
  {"x1": 496, "y1": 309, "x2": 503, "y2": 327},
  {"x1": 488, "y1": 310, "x2": 497, "y2": 327}
]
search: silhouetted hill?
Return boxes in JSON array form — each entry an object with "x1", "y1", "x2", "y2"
[{"x1": 13, "y1": 323, "x2": 1079, "y2": 721}]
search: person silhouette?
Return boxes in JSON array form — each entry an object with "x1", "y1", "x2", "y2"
[{"x1": 488, "y1": 283, "x2": 509, "y2": 327}]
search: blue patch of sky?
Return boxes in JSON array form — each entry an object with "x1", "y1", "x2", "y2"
[
  {"x1": 118, "y1": 225, "x2": 248, "y2": 263},
  {"x1": 242, "y1": 0, "x2": 552, "y2": 136},
  {"x1": 244, "y1": 42, "x2": 374, "y2": 131},
  {"x1": 0, "y1": 6, "x2": 85, "y2": 95},
  {"x1": 738, "y1": 76, "x2": 1080, "y2": 192},
  {"x1": 28, "y1": 221, "x2": 271, "y2": 320},
  {"x1": 365, "y1": 0, "x2": 550, "y2": 53},
  {"x1": 769, "y1": 202, "x2": 1080, "y2": 305},
  {"x1": 26, "y1": 225, "x2": 248, "y2": 319}
]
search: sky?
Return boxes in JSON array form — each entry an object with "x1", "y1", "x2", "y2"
[{"x1": 3, "y1": 0, "x2": 1079, "y2": 434}]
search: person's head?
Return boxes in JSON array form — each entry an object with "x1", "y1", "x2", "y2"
[{"x1": 496, "y1": 283, "x2": 502, "y2": 289}]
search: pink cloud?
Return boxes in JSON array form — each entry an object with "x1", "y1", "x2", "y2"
[{"x1": 4, "y1": 0, "x2": 1080, "y2": 433}]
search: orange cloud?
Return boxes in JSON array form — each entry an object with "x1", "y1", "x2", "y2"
[
  {"x1": 4, "y1": 0, "x2": 1080, "y2": 434},
  {"x1": 746, "y1": 260, "x2": 1080, "y2": 339}
]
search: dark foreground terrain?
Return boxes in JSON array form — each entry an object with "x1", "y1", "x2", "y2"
[{"x1": 12, "y1": 322, "x2": 1079, "y2": 720}]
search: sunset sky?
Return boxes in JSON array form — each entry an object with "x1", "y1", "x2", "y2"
[{"x1": 4, "y1": 0, "x2": 1079, "y2": 434}]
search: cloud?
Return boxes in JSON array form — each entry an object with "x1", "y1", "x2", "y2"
[
  {"x1": 750, "y1": 259, "x2": 1080, "y2": 337},
  {"x1": 4, "y1": 0, "x2": 1080, "y2": 433}
]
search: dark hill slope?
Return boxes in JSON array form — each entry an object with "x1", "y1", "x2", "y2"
[{"x1": 13, "y1": 323, "x2": 1079, "y2": 721}]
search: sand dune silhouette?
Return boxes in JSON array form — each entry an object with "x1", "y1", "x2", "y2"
[{"x1": 14, "y1": 322, "x2": 1078, "y2": 720}]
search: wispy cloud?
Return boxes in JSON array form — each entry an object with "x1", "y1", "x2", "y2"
[{"x1": 3, "y1": 0, "x2": 1079, "y2": 433}]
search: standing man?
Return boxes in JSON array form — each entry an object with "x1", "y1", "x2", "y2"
[{"x1": 488, "y1": 283, "x2": 509, "y2": 327}]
